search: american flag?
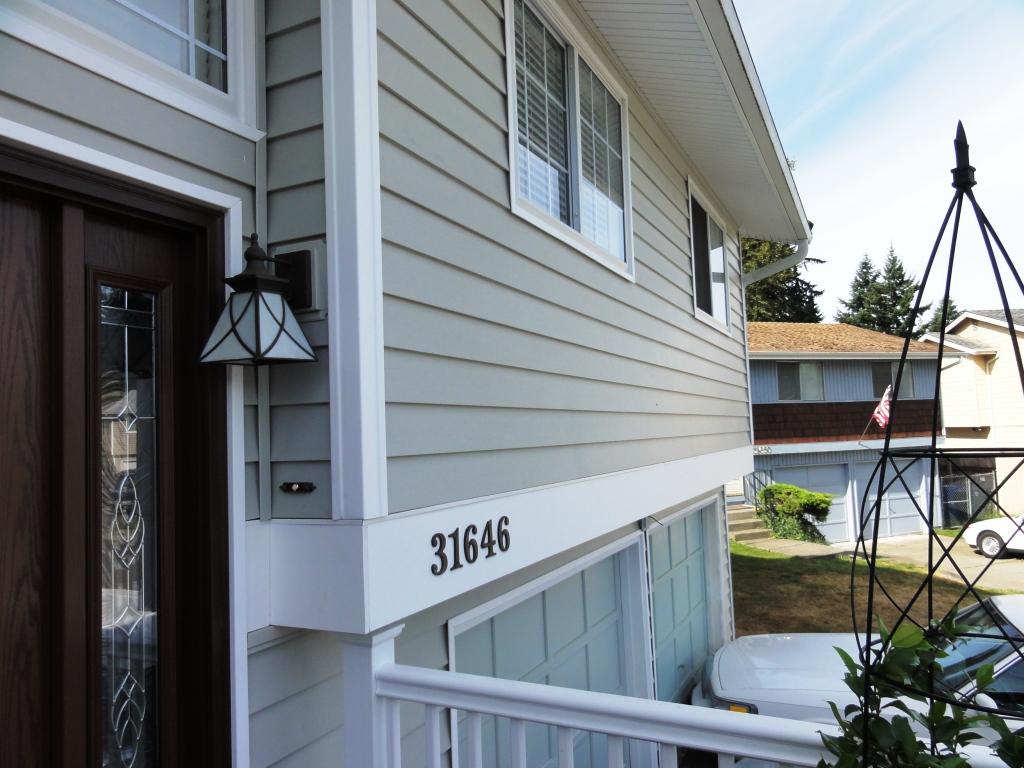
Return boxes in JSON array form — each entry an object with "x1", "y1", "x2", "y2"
[{"x1": 872, "y1": 385, "x2": 892, "y2": 429}]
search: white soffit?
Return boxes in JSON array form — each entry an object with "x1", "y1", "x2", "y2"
[{"x1": 578, "y1": 0, "x2": 810, "y2": 242}]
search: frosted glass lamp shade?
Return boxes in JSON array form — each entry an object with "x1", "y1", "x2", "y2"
[
  {"x1": 200, "y1": 233, "x2": 317, "y2": 365},
  {"x1": 200, "y1": 290, "x2": 316, "y2": 365}
]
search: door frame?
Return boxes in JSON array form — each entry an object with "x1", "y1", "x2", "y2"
[{"x1": 0, "y1": 116, "x2": 250, "y2": 765}]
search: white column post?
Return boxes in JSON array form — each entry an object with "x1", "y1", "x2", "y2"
[
  {"x1": 341, "y1": 625, "x2": 404, "y2": 768},
  {"x1": 321, "y1": 0, "x2": 389, "y2": 521}
]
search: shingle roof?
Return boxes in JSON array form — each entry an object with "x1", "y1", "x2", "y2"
[
  {"x1": 967, "y1": 309, "x2": 1024, "y2": 326},
  {"x1": 747, "y1": 322, "x2": 934, "y2": 355}
]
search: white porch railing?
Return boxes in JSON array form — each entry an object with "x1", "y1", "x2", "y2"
[{"x1": 376, "y1": 664, "x2": 1007, "y2": 768}]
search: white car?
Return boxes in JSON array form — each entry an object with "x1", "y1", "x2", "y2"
[
  {"x1": 691, "y1": 596, "x2": 1024, "y2": 723},
  {"x1": 964, "y1": 515, "x2": 1024, "y2": 558}
]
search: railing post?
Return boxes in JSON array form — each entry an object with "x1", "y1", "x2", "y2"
[{"x1": 340, "y1": 625, "x2": 404, "y2": 768}]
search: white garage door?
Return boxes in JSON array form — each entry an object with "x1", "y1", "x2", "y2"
[
  {"x1": 774, "y1": 464, "x2": 850, "y2": 543},
  {"x1": 855, "y1": 460, "x2": 925, "y2": 539},
  {"x1": 453, "y1": 554, "x2": 629, "y2": 767},
  {"x1": 649, "y1": 508, "x2": 710, "y2": 702}
]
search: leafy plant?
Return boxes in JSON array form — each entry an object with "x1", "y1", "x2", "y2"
[
  {"x1": 757, "y1": 482, "x2": 832, "y2": 543},
  {"x1": 819, "y1": 614, "x2": 1024, "y2": 767}
]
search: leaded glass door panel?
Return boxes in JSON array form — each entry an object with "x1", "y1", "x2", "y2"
[{"x1": 0, "y1": 154, "x2": 230, "y2": 767}]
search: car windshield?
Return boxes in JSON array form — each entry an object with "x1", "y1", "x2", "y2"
[{"x1": 936, "y1": 601, "x2": 1024, "y2": 692}]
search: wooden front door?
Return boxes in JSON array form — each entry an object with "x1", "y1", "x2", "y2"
[{"x1": 0, "y1": 156, "x2": 230, "y2": 767}]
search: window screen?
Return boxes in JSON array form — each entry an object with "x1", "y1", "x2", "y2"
[
  {"x1": 578, "y1": 61, "x2": 625, "y2": 261},
  {"x1": 799, "y1": 362, "x2": 824, "y2": 400},
  {"x1": 513, "y1": 0, "x2": 571, "y2": 224}
]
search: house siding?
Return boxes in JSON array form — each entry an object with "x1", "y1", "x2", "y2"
[
  {"x1": 940, "y1": 321, "x2": 1024, "y2": 512},
  {"x1": 750, "y1": 359, "x2": 937, "y2": 404},
  {"x1": 378, "y1": 0, "x2": 751, "y2": 514},
  {"x1": 264, "y1": 0, "x2": 332, "y2": 519},
  {"x1": 753, "y1": 399, "x2": 937, "y2": 444},
  {"x1": 248, "y1": 631, "x2": 344, "y2": 768}
]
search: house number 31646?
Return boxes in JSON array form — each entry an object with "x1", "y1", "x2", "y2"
[{"x1": 430, "y1": 516, "x2": 510, "y2": 576}]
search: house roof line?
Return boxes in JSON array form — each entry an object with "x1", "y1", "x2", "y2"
[{"x1": 918, "y1": 332, "x2": 997, "y2": 356}]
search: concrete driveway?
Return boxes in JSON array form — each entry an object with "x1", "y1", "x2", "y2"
[{"x1": 864, "y1": 534, "x2": 1024, "y2": 593}]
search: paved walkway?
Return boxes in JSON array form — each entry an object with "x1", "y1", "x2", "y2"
[{"x1": 740, "y1": 533, "x2": 1023, "y2": 593}]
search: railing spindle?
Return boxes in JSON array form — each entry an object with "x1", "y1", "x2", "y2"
[
  {"x1": 718, "y1": 753, "x2": 737, "y2": 768},
  {"x1": 509, "y1": 719, "x2": 527, "y2": 768},
  {"x1": 466, "y1": 711, "x2": 484, "y2": 767},
  {"x1": 424, "y1": 704, "x2": 443, "y2": 768},
  {"x1": 386, "y1": 698, "x2": 402, "y2": 767},
  {"x1": 606, "y1": 735, "x2": 624, "y2": 768},
  {"x1": 557, "y1": 727, "x2": 575, "y2": 768},
  {"x1": 658, "y1": 742, "x2": 677, "y2": 768}
]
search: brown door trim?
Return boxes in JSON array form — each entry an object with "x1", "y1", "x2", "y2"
[{"x1": 0, "y1": 151, "x2": 231, "y2": 766}]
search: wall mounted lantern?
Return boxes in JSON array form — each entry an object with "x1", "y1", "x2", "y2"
[{"x1": 200, "y1": 233, "x2": 317, "y2": 365}]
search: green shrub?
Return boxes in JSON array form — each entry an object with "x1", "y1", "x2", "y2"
[{"x1": 756, "y1": 482, "x2": 832, "y2": 543}]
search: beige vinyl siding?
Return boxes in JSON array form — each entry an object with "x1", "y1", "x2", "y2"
[
  {"x1": 379, "y1": 0, "x2": 750, "y2": 513},
  {"x1": 248, "y1": 631, "x2": 343, "y2": 768},
  {"x1": 264, "y1": 0, "x2": 332, "y2": 518},
  {"x1": 942, "y1": 321, "x2": 1024, "y2": 512}
]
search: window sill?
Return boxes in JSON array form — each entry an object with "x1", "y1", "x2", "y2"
[
  {"x1": 1, "y1": 0, "x2": 263, "y2": 141},
  {"x1": 694, "y1": 306, "x2": 731, "y2": 336},
  {"x1": 511, "y1": 197, "x2": 636, "y2": 283}
]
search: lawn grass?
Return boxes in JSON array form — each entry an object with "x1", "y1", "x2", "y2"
[{"x1": 730, "y1": 540, "x2": 993, "y2": 636}]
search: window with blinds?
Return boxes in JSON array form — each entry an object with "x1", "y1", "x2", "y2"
[
  {"x1": 514, "y1": 0, "x2": 570, "y2": 224},
  {"x1": 510, "y1": 0, "x2": 629, "y2": 266},
  {"x1": 578, "y1": 60, "x2": 625, "y2": 262}
]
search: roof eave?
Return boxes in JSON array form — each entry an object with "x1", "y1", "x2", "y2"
[
  {"x1": 693, "y1": 0, "x2": 810, "y2": 242},
  {"x1": 748, "y1": 351, "x2": 941, "y2": 360}
]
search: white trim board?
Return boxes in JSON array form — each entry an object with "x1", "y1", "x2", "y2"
[
  {"x1": 0, "y1": 0, "x2": 262, "y2": 140},
  {"x1": 320, "y1": 0, "x2": 389, "y2": 520},
  {"x1": 754, "y1": 436, "x2": 940, "y2": 456},
  {"x1": 267, "y1": 444, "x2": 753, "y2": 633},
  {"x1": 749, "y1": 352, "x2": 938, "y2": 360},
  {"x1": 0, "y1": 114, "x2": 252, "y2": 767}
]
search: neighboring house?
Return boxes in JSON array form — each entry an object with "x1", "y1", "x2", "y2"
[
  {"x1": 748, "y1": 323, "x2": 939, "y2": 543},
  {"x1": 0, "y1": 2, "x2": 809, "y2": 768},
  {"x1": 922, "y1": 310, "x2": 1024, "y2": 522}
]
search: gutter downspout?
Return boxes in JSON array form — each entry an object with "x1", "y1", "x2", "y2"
[{"x1": 742, "y1": 237, "x2": 811, "y2": 287}]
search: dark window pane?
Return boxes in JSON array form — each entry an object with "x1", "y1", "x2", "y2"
[
  {"x1": 692, "y1": 200, "x2": 711, "y2": 314},
  {"x1": 777, "y1": 363, "x2": 801, "y2": 401},
  {"x1": 872, "y1": 362, "x2": 891, "y2": 398}
]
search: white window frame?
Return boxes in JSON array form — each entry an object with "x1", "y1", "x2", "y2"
[
  {"x1": 446, "y1": 532, "x2": 655, "y2": 766},
  {"x1": 0, "y1": 0, "x2": 261, "y2": 140},
  {"x1": 503, "y1": 0, "x2": 636, "y2": 281},
  {"x1": 776, "y1": 360, "x2": 825, "y2": 401},
  {"x1": 687, "y1": 178, "x2": 733, "y2": 334}
]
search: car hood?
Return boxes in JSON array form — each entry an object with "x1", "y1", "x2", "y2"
[{"x1": 717, "y1": 633, "x2": 859, "y2": 696}]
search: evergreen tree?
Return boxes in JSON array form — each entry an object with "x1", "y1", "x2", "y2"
[
  {"x1": 924, "y1": 297, "x2": 961, "y2": 333},
  {"x1": 742, "y1": 238, "x2": 824, "y2": 322},
  {"x1": 872, "y1": 247, "x2": 930, "y2": 337},
  {"x1": 834, "y1": 248, "x2": 930, "y2": 337},
  {"x1": 834, "y1": 255, "x2": 879, "y2": 328}
]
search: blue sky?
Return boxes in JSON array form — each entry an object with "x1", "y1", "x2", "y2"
[{"x1": 733, "y1": 0, "x2": 1024, "y2": 320}]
